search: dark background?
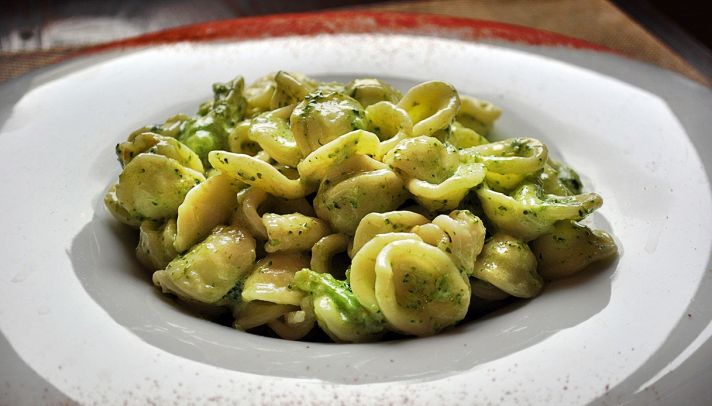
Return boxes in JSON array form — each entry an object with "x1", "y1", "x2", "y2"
[{"x1": 613, "y1": 0, "x2": 711, "y2": 77}]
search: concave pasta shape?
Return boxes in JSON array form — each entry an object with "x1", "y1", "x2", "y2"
[
  {"x1": 152, "y1": 225, "x2": 256, "y2": 304},
  {"x1": 262, "y1": 213, "x2": 331, "y2": 253},
  {"x1": 385, "y1": 135, "x2": 486, "y2": 211},
  {"x1": 270, "y1": 71, "x2": 316, "y2": 110},
  {"x1": 267, "y1": 296, "x2": 317, "y2": 340},
  {"x1": 104, "y1": 184, "x2": 142, "y2": 228},
  {"x1": 248, "y1": 105, "x2": 303, "y2": 167},
  {"x1": 364, "y1": 101, "x2": 413, "y2": 158},
  {"x1": 406, "y1": 163, "x2": 486, "y2": 212},
  {"x1": 446, "y1": 121, "x2": 489, "y2": 149},
  {"x1": 232, "y1": 186, "x2": 269, "y2": 240},
  {"x1": 398, "y1": 81, "x2": 460, "y2": 137},
  {"x1": 414, "y1": 210, "x2": 486, "y2": 275},
  {"x1": 457, "y1": 95, "x2": 502, "y2": 136},
  {"x1": 117, "y1": 132, "x2": 204, "y2": 173},
  {"x1": 374, "y1": 240, "x2": 471, "y2": 336},
  {"x1": 175, "y1": 173, "x2": 244, "y2": 252},
  {"x1": 115, "y1": 153, "x2": 206, "y2": 221},
  {"x1": 314, "y1": 167, "x2": 408, "y2": 235},
  {"x1": 477, "y1": 182, "x2": 603, "y2": 241},
  {"x1": 290, "y1": 90, "x2": 369, "y2": 155},
  {"x1": 465, "y1": 137, "x2": 548, "y2": 175},
  {"x1": 472, "y1": 233, "x2": 542, "y2": 298},
  {"x1": 228, "y1": 120, "x2": 261, "y2": 155},
  {"x1": 297, "y1": 130, "x2": 380, "y2": 183},
  {"x1": 137, "y1": 218, "x2": 178, "y2": 271},
  {"x1": 209, "y1": 150, "x2": 314, "y2": 199},
  {"x1": 347, "y1": 78, "x2": 403, "y2": 107},
  {"x1": 350, "y1": 232, "x2": 424, "y2": 312},
  {"x1": 530, "y1": 220, "x2": 618, "y2": 280},
  {"x1": 310, "y1": 234, "x2": 350, "y2": 274},
  {"x1": 350, "y1": 211, "x2": 430, "y2": 256},
  {"x1": 242, "y1": 253, "x2": 310, "y2": 305}
]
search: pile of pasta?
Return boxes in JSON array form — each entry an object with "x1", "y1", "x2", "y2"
[{"x1": 105, "y1": 72, "x2": 617, "y2": 342}]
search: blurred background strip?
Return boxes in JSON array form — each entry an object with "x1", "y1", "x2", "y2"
[{"x1": 1, "y1": 0, "x2": 710, "y2": 85}]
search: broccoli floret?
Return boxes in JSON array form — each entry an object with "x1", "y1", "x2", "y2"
[
  {"x1": 179, "y1": 76, "x2": 247, "y2": 166},
  {"x1": 292, "y1": 269, "x2": 383, "y2": 342}
]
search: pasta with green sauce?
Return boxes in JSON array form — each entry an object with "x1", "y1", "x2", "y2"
[{"x1": 105, "y1": 71, "x2": 618, "y2": 342}]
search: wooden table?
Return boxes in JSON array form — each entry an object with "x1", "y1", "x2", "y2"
[{"x1": 1, "y1": 0, "x2": 709, "y2": 86}]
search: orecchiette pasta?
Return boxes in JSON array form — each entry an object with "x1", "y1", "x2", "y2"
[
  {"x1": 374, "y1": 240, "x2": 471, "y2": 336},
  {"x1": 152, "y1": 225, "x2": 256, "y2": 304},
  {"x1": 175, "y1": 173, "x2": 243, "y2": 252},
  {"x1": 106, "y1": 72, "x2": 618, "y2": 343},
  {"x1": 241, "y1": 253, "x2": 310, "y2": 305}
]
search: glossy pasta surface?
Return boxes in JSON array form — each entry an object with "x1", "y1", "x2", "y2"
[{"x1": 105, "y1": 72, "x2": 618, "y2": 342}]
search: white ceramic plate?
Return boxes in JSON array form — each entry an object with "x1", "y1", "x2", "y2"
[{"x1": 1, "y1": 12, "x2": 711, "y2": 405}]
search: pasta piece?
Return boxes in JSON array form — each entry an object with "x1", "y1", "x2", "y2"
[
  {"x1": 350, "y1": 232, "x2": 424, "y2": 312},
  {"x1": 152, "y1": 225, "x2": 256, "y2": 304},
  {"x1": 126, "y1": 113, "x2": 190, "y2": 142},
  {"x1": 174, "y1": 173, "x2": 243, "y2": 252},
  {"x1": 115, "y1": 153, "x2": 205, "y2": 220},
  {"x1": 477, "y1": 182, "x2": 603, "y2": 241},
  {"x1": 536, "y1": 160, "x2": 584, "y2": 196},
  {"x1": 116, "y1": 132, "x2": 204, "y2": 173},
  {"x1": 290, "y1": 90, "x2": 369, "y2": 155},
  {"x1": 244, "y1": 73, "x2": 277, "y2": 117},
  {"x1": 467, "y1": 137, "x2": 548, "y2": 175},
  {"x1": 410, "y1": 223, "x2": 447, "y2": 247},
  {"x1": 384, "y1": 136, "x2": 486, "y2": 211},
  {"x1": 314, "y1": 165, "x2": 408, "y2": 235},
  {"x1": 293, "y1": 269, "x2": 384, "y2": 343},
  {"x1": 397, "y1": 81, "x2": 460, "y2": 137},
  {"x1": 248, "y1": 105, "x2": 302, "y2": 167},
  {"x1": 232, "y1": 187, "x2": 269, "y2": 240},
  {"x1": 267, "y1": 297, "x2": 317, "y2": 340},
  {"x1": 232, "y1": 186, "x2": 316, "y2": 241},
  {"x1": 227, "y1": 120, "x2": 261, "y2": 155},
  {"x1": 262, "y1": 213, "x2": 331, "y2": 253},
  {"x1": 445, "y1": 121, "x2": 489, "y2": 149},
  {"x1": 374, "y1": 240, "x2": 471, "y2": 336},
  {"x1": 297, "y1": 130, "x2": 380, "y2": 183},
  {"x1": 530, "y1": 220, "x2": 618, "y2": 280},
  {"x1": 234, "y1": 301, "x2": 297, "y2": 330},
  {"x1": 310, "y1": 234, "x2": 350, "y2": 274},
  {"x1": 406, "y1": 163, "x2": 487, "y2": 212},
  {"x1": 270, "y1": 71, "x2": 316, "y2": 110},
  {"x1": 104, "y1": 184, "x2": 142, "y2": 228},
  {"x1": 350, "y1": 211, "x2": 429, "y2": 256},
  {"x1": 482, "y1": 171, "x2": 527, "y2": 193},
  {"x1": 365, "y1": 101, "x2": 414, "y2": 158},
  {"x1": 456, "y1": 95, "x2": 502, "y2": 136},
  {"x1": 384, "y1": 136, "x2": 458, "y2": 187},
  {"x1": 136, "y1": 219, "x2": 178, "y2": 271},
  {"x1": 347, "y1": 78, "x2": 402, "y2": 106},
  {"x1": 242, "y1": 253, "x2": 310, "y2": 305},
  {"x1": 428, "y1": 210, "x2": 486, "y2": 275},
  {"x1": 472, "y1": 233, "x2": 542, "y2": 298},
  {"x1": 209, "y1": 150, "x2": 314, "y2": 199}
]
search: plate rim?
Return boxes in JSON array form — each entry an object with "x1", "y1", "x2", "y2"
[{"x1": 61, "y1": 11, "x2": 617, "y2": 63}]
